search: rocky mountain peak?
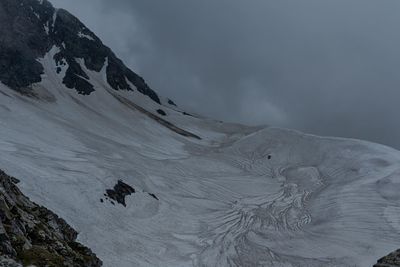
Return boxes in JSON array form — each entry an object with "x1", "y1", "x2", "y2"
[{"x1": 0, "y1": 0, "x2": 161, "y2": 103}]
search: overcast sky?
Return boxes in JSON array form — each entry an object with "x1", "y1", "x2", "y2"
[{"x1": 51, "y1": 0, "x2": 400, "y2": 149}]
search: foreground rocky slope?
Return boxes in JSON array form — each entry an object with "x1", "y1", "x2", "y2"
[
  {"x1": 375, "y1": 250, "x2": 400, "y2": 267},
  {"x1": 0, "y1": 170, "x2": 101, "y2": 266}
]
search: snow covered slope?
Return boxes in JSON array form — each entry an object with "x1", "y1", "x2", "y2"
[{"x1": 0, "y1": 0, "x2": 400, "y2": 266}]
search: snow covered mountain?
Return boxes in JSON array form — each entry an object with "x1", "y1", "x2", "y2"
[{"x1": 0, "y1": 0, "x2": 400, "y2": 266}]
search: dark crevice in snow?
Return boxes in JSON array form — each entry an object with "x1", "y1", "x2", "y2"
[{"x1": 147, "y1": 193, "x2": 159, "y2": 201}]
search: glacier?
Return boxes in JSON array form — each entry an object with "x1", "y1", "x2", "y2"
[{"x1": 0, "y1": 45, "x2": 399, "y2": 266}]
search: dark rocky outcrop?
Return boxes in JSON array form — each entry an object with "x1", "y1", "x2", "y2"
[
  {"x1": 104, "y1": 180, "x2": 159, "y2": 207},
  {"x1": 167, "y1": 99, "x2": 177, "y2": 106},
  {"x1": 374, "y1": 249, "x2": 400, "y2": 267},
  {"x1": 105, "y1": 180, "x2": 135, "y2": 207},
  {"x1": 156, "y1": 109, "x2": 167, "y2": 116},
  {"x1": 0, "y1": 0, "x2": 161, "y2": 103},
  {"x1": 0, "y1": 170, "x2": 102, "y2": 266}
]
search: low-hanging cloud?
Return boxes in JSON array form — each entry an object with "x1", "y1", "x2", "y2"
[{"x1": 51, "y1": 0, "x2": 400, "y2": 149}]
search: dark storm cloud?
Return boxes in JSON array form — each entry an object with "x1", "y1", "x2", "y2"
[{"x1": 51, "y1": 0, "x2": 400, "y2": 148}]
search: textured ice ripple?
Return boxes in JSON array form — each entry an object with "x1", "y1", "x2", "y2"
[{"x1": 194, "y1": 166, "x2": 335, "y2": 267}]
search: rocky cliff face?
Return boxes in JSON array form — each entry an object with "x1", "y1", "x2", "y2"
[
  {"x1": 0, "y1": 170, "x2": 102, "y2": 266},
  {"x1": 0, "y1": 0, "x2": 160, "y2": 103}
]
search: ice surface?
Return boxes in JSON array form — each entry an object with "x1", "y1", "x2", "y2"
[{"x1": 0, "y1": 49, "x2": 399, "y2": 266}]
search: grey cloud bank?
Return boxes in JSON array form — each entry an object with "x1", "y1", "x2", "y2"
[{"x1": 51, "y1": 0, "x2": 400, "y2": 149}]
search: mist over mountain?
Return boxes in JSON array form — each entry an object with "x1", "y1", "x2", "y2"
[{"x1": 52, "y1": 0, "x2": 400, "y2": 149}]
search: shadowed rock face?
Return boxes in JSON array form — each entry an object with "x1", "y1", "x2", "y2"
[
  {"x1": 0, "y1": 170, "x2": 102, "y2": 266},
  {"x1": 0, "y1": 0, "x2": 161, "y2": 103},
  {"x1": 0, "y1": 0, "x2": 51, "y2": 90}
]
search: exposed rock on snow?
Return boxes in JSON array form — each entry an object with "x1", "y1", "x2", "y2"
[
  {"x1": 156, "y1": 109, "x2": 167, "y2": 116},
  {"x1": 167, "y1": 99, "x2": 177, "y2": 106},
  {"x1": 105, "y1": 180, "x2": 135, "y2": 207},
  {"x1": 104, "y1": 180, "x2": 159, "y2": 206},
  {"x1": 0, "y1": 170, "x2": 102, "y2": 266}
]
